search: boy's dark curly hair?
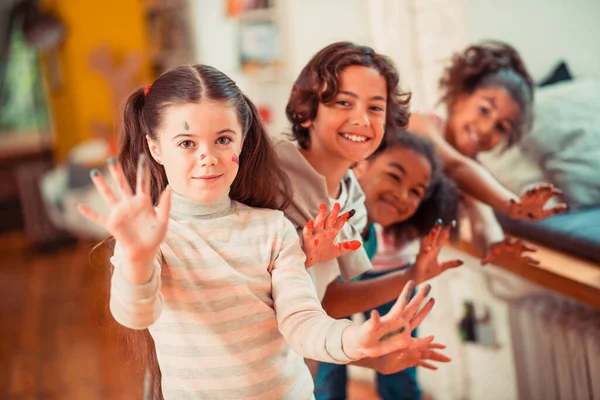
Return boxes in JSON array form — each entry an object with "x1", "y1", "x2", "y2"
[
  {"x1": 369, "y1": 131, "x2": 460, "y2": 244},
  {"x1": 439, "y1": 40, "x2": 535, "y2": 148},
  {"x1": 286, "y1": 41, "x2": 411, "y2": 149}
]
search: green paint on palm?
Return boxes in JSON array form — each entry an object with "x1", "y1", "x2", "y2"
[
  {"x1": 184, "y1": 121, "x2": 190, "y2": 131},
  {"x1": 379, "y1": 326, "x2": 406, "y2": 341}
]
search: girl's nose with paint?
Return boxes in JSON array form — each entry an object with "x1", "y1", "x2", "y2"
[{"x1": 198, "y1": 149, "x2": 218, "y2": 167}]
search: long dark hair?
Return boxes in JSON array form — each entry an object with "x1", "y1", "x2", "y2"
[
  {"x1": 286, "y1": 41, "x2": 411, "y2": 149},
  {"x1": 369, "y1": 131, "x2": 459, "y2": 244},
  {"x1": 114, "y1": 64, "x2": 292, "y2": 399},
  {"x1": 439, "y1": 40, "x2": 534, "y2": 147}
]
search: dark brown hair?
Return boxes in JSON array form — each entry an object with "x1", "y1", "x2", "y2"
[
  {"x1": 286, "y1": 41, "x2": 411, "y2": 149},
  {"x1": 368, "y1": 131, "x2": 459, "y2": 244},
  {"x1": 115, "y1": 64, "x2": 292, "y2": 399},
  {"x1": 439, "y1": 40, "x2": 535, "y2": 147}
]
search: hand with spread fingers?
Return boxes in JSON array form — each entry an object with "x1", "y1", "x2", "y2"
[
  {"x1": 508, "y1": 183, "x2": 568, "y2": 221},
  {"x1": 302, "y1": 202, "x2": 361, "y2": 268},
  {"x1": 371, "y1": 342, "x2": 451, "y2": 375},
  {"x1": 412, "y1": 219, "x2": 464, "y2": 284},
  {"x1": 482, "y1": 236, "x2": 539, "y2": 267},
  {"x1": 77, "y1": 154, "x2": 171, "y2": 284},
  {"x1": 342, "y1": 281, "x2": 436, "y2": 360}
]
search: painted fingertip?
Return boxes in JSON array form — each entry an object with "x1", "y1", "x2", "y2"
[
  {"x1": 90, "y1": 169, "x2": 99, "y2": 177},
  {"x1": 423, "y1": 284, "x2": 431, "y2": 297},
  {"x1": 343, "y1": 241, "x2": 361, "y2": 250},
  {"x1": 348, "y1": 209, "x2": 356, "y2": 219},
  {"x1": 107, "y1": 156, "x2": 117, "y2": 165},
  {"x1": 436, "y1": 218, "x2": 443, "y2": 225},
  {"x1": 451, "y1": 220, "x2": 457, "y2": 228},
  {"x1": 457, "y1": 260, "x2": 464, "y2": 266},
  {"x1": 527, "y1": 212, "x2": 535, "y2": 219},
  {"x1": 319, "y1": 203, "x2": 326, "y2": 210}
]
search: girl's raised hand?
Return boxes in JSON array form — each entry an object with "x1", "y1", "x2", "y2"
[
  {"x1": 302, "y1": 203, "x2": 361, "y2": 268},
  {"x1": 342, "y1": 281, "x2": 436, "y2": 360},
  {"x1": 412, "y1": 219, "x2": 463, "y2": 284},
  {"x1": 508, "y1": 183, "x2": 568, "y2": 221},
  {"x1": 372, "y1": 342, "x2": 451, "y2": 374},
  {"x1": 482, "y1": 236, "x2": 539, "y2": 267},
  {"x1": 78, "y1": 155, "x2": 171, "y2": 281}
]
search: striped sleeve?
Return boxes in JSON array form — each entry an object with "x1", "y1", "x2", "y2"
[
  {"x1": 109, "y1": 242, "x2": 164, "y2": 330},
  {"x1": 270, "y1": 214, "x2": 358, "y2": 364}
]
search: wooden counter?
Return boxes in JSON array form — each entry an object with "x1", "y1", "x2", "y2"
[{"x1": 452, "y1": 225, "x2": 600, "y2": 311}]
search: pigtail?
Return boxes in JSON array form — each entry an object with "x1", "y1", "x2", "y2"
[
  {"x1": 118, "y1": 87, "x2": 168, "y2": 205},
  {"x1": 230, "y1": 95, "x2": 292, "y2": 210}
]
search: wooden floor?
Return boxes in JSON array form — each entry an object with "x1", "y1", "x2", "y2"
[{"x1": 0, "y1": 232, "x2": 379, "y2": 399}]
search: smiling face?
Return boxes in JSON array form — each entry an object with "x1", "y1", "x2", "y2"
[
  {"x1": 146, "y1": 101, "x2": 243, "y2": 203},
  {"x1": 303, "y1": 65, "x2": 388, "y2": 163},
  {"x1": 446, "y1": 86, "x2": 521, "y2": 158},
  {"x1": 355, "y1": 146, "x2": 432, "y2": 228}
]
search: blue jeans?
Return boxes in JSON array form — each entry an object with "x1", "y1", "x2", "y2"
[{"x1": 314, "y1": 267, "x2": 421, "y2": 400}]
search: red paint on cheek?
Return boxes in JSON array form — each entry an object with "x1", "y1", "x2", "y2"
[
  {"x1": 231, "y1": 154, "x2": 239, "y2": 165},
  {"x1": 314, "y1": 239, "x2": 319, "y2": 246},
  {"x1": 200, "y1": 154, "x2": 206, "y2": 160}
]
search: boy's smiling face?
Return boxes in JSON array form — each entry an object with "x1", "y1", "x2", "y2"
[{"x1": 303, "y1": 66, "x2": 388, "y2": 163}]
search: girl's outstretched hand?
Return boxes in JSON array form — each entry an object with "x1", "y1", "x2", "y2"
[
  {"x1": 412, "y1": 219, "x2": 463, "y2": 284},
  {"x1": 341, "y1": 281, "x2": 436, "y2": 360},
  {"x1": 78, "y1": 154, "x2": 171, "y2": 283},
  {"x1": 508, "y1": 183, "x2": 568, "y2": 221},
  {"x1": 371, "y1": 341, "x2": 451, "y2": 374},
  {"x1": 482, "y1": 236, "x2": 539, "y2": 267},
  {"x1": 302, "y1": 203, "x2": 361, "y2": 268}
]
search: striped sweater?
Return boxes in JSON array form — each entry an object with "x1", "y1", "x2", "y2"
[{"x1": 109, "y1": 190, "x2": 357, "y2": 399}]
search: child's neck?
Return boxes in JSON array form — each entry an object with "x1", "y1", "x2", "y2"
[{"x1": 299, "y1": 147, "x2": 352, "y2": 199}]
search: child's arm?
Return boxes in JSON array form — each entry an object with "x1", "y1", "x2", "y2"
[
  {"x1": 322, "y1": 222, "x2": 461, "y2": 319},
  {"x1": 322, "y1": 270, "x2": 415, "y2": 319},
  {"x1": 271, "y1": 215, "x2": 435, "y2": 363},
  {"x1": 408, "y1": 114, "x2": 566, "y2": 219},
  {"x1": 409, "y1": 114, "x2": 515, "y2": 213},
  {"x1": 462, "y1": 194, "x2": 505, "y2": 250},
  {"x1": 77, "y1": 155, "x2": 171, "y2": 329},
  {"x1": 463, "y1": 195, "x2": 540, "y2": 267},
  {"x1": 109, "y1": 246, "x2": 164, "y2": 330}
]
